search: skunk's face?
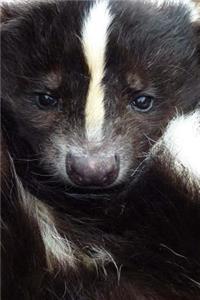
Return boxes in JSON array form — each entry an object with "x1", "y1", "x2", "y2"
[{"x1": 2, "y1": 0, "x2": 200, "y2": 189}]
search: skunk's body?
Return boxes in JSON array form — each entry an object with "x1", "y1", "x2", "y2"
[
  {"x1": 2, "y1": 111, "x2": 200, "y2": 300},
  {"x1": 1, "y1": 0, "x2": 200, "y2": 299}
]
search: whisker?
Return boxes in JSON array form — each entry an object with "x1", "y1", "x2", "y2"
[
  {"x1": 31, "y1": 171, "x2": 57, "y2": 178},
  {"x1": 160, "y1": 243, "x2": 187, "y2": 260},
  {"x1": 15, "y1": 158, "x2": 40, "y2": 162},
  {"x1": 143, "y1": 133, "x2": 156, "y2": 146},
  {"x1": 131, "y1": 156, "x2": 149, "y2": 177},
  {"x1": 183, "y1": 275, "x2": 200, "y2": 289}
]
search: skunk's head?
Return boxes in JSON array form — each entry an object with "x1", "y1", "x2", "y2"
[{"x1": 2, "y1": 0, "x2": 200, "y2": 189}]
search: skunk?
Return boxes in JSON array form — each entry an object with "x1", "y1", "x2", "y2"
[{"x1": 1, "y1": 0, "x2": 200, "y2": 299}]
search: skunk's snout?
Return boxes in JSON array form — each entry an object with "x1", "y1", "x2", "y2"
[{"x1": 66, "y1": 153, "x2": 120, "y2": 187}]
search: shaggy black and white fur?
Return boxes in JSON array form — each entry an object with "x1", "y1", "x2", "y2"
[{"x1": 1, "y1": 0, "x2": 200, "y2": 299}]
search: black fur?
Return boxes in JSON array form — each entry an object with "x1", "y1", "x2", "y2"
[{"x1": 1, "y1": 1, "x2": 200, "y2": 299}]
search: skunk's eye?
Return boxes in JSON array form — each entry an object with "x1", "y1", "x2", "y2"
[
  {"x1": 35, "y1": 94, "x2": 59, "y2": 110},
  {"x1": 130, "y1": 95, "x2": 154, "y2": 112}
]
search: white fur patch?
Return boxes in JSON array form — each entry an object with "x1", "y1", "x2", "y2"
[
  {"x1": 82, "y1": 1, "x2": 113, "y2": 141},
  {"x1": 12, "y1": 168, "x2": 76, "y2": 271},
  {"x1": 163, "y1": 109, "x2": 200, "y2": 180},
  {"x1": 143, "y1": 0, "x2": 200, "y2": 22},
  {"x1": 35, "y1": 201, "x2": 76, "y2": 271}
]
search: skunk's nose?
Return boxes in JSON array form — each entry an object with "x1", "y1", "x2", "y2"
[{"x1": 66, "y1": 153, "x2": 119, "y2": 187}]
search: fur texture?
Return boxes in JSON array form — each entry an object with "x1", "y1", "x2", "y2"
[{"x1": 1, "y1": 0, "x2": 200, "y2": 299}]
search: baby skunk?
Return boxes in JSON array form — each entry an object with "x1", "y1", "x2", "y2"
[{"x1": 1, "y1": 0, "x2": 200, "y2": 299}]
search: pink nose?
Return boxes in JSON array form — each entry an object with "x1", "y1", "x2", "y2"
[{"x1": 66, "y1": 153, "x2": 119, "y2": 187}]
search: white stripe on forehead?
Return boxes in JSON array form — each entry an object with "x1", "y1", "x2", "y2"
[
  {"x1": 143, "y1": 0, "x2": 200, "y2": 22},
  {"x1": 82, "y1": 0, "x2": 113, "y2": 141}
]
